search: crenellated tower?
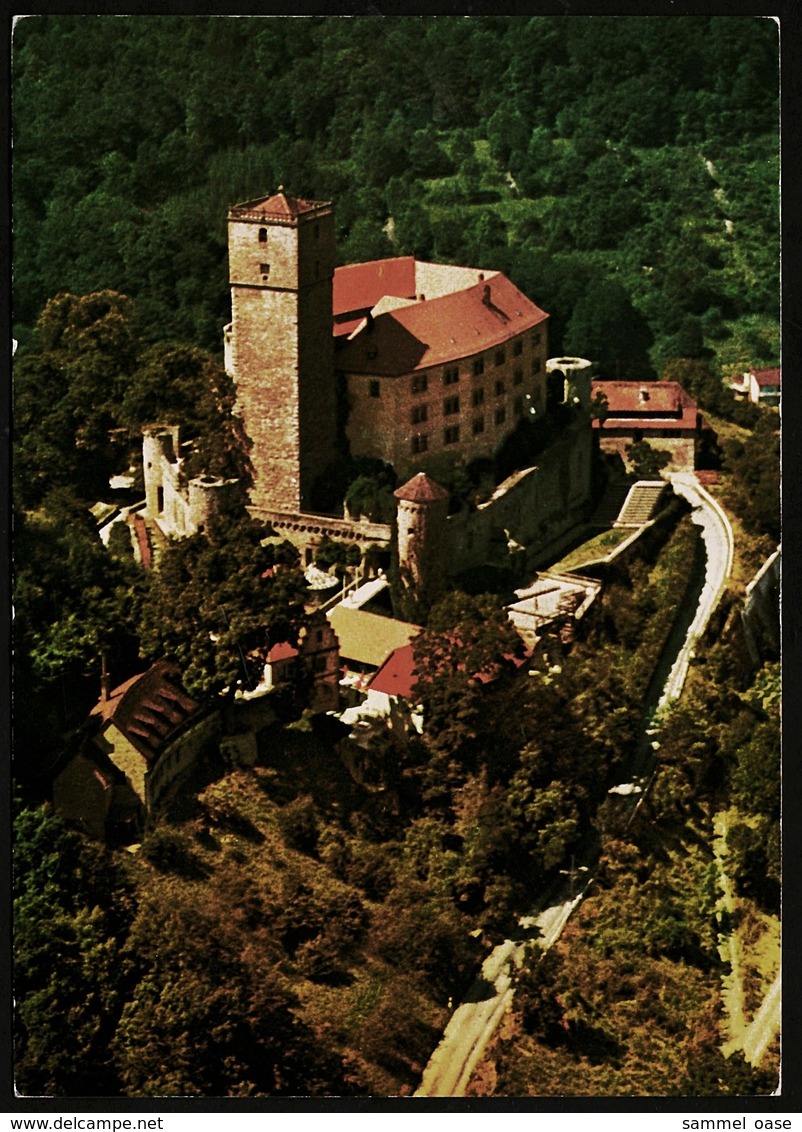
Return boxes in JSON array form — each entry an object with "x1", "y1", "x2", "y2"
[{"x1": 226, "y1": 190, "x2": 337, "y2": 513}]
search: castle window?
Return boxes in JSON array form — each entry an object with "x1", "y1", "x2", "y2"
[
  {"x1": 532, "y1": 358, "x2": 541, "y2": 374},
  {"x1": 411, "y1": 434, "x2": 429, "y2": 454},
  {"x1": 443, "y1": 396, "x2": 460, "y2": 416},
  {"x1": 495, "y1": 348, "x2": 506, "y2": 367},
  {"x1": 472, "y1": 388, "x2": 484, "y2": 408},
  {"x1": 411, "y1": 404, "x2": 428, "y2": 424},
  {"x1": 444, "y1": 425, "x2": 460, "y2": 445},
  {"x1": 531, "y1": 331, "x2": 541, "y2": 346},
  {"x1": 258, "y1": 228, "x2": 268, "y2": 243},
  {"x1": 369, "y1": 380, "x2": 381, "y2": 398},
  {"x1": 412, "y1": 374, "x2": 429, "y2": 394},
  {"x1": 495, "y1": 379, "x2": 505, "y2": 396},
  {"x1": 514, "y1": 368, "x2": 523, "y2": 385},
  {"x1": 444, "y1": 367, "x2": 459, "y2": 385},
  {"x1": 514, "y1": 397, "x2": 524, "y2": 417},
  {"x1": 260, "y1": 263, "x2": 270, "y2": 278},
  {"x1": 157, "y1": 486, "x2": 164, "y2": 513},
  {"x1": 472, "y1": 416, "x2": 485, "y2": 435},
  {"x1": 513, "y1": 339, "x2": 523, "y2": 357},
  {"x1": 495, "y1": 406, "x2": 507, "y2": 425},
  {"x1": 314, "y1": 224, "x2": 320, "y2": 240},
  {"x1": 472, "y1": 357, "x2": 485, "y2": 376}
]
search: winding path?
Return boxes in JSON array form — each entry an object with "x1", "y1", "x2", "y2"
[
  {"x1": 414, "y1": 475, "x2": 735, "y2": 1097},
  {"x1": 741, "y1": 974, "x2": 782, "y2": 1067},
  {"x1": 659, "y1": 474, "x2": 734, "y2": 708}
]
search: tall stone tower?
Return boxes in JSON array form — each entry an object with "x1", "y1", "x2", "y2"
[
  {"x1": 227, "y1": 190, "x2": 337, "y2": 514},
  {"x1": 394, "y1": 472, "x2": 450, "y2": 605}
]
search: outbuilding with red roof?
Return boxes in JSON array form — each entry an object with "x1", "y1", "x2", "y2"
[{"x1": 592, "y1": 379, "x2": 706, "y2": 473}]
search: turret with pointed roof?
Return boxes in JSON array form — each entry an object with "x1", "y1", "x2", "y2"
[{"x1": 394, "y1": 472, "x2": 450, "y2": 605}]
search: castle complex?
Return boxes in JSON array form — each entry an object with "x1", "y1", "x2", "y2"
[
  {"x1": 223, "y1": 192, "x2": 563, "y2": 505},
  {"x1": 148, "y1": 190, "x2": 596, "y2": 581}
]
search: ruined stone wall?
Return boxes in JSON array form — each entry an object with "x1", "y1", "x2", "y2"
[{"x1": 446, "y1": 419, "x2": 594, "y2": 574}]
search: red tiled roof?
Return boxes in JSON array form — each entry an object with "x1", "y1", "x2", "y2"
[
  {"x1": 229, "y1": 191, "x2": 329, "y2": 221},
  {"x1": 91, "y1": 660, "x2": 201, "y2": 763},
  {"x1": 695, "y1": 469, "x2": 720, "y2": 485},
  {"x1": 335, "y1": 274, "x2": 548, "y2": 375},
  {"x1": 751, "y1": 367, "x2": 781, "y2": 388},
  {"x1": 592, "y1": 380, "x2": 699, "y2": 432},
  {"x1": 334, "y1": 257, "x2": 416, "y2": 319},
  {"x1": 368, "y1": 643, "x2": 418, "y2": 700},
  {"x1": 267, "y1": 640, "x2": 299, "y2": 663},
  {"x1": 394, "y1": 472, "x2": 450, "y2": 504}
]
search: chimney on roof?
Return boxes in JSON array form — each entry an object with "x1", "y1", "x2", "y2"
[
  {"x1": 478, "y1": 273, "x2": 485, "y2": 282},
  {"x1": 482, "y1": 284, "x2": 491, "y2": 307},
  {"x1": 100, "y1": 651, "x2": 110, "y2": 704},
  {"x1": 418, "y1": 294, "x2": 425, "y2": 302}
]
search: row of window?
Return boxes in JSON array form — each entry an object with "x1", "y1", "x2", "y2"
[
  {"x1": 411, "y1": 401, "x2": 526, "y2": 453},
  {"x1": 369, "y1": 358, "x2": 541, "y2": 401},
  {"x1": 413, "y1": 380, "x2": 526, "y2": 423}
]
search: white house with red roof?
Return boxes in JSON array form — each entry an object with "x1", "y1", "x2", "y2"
[{"x1": 731, "y1": 366, "x2": 781, "y2": 406}]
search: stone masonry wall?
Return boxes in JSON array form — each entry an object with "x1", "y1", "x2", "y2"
[
  {"x1": 446, "y1": 419, "x2": 594, "y2": 575},
  {"x1": 598, "y1": 432, "x2": 697, "y2": 474},
  {"x1": 232, "y1": 287, "x2": 301, "y2": 512},
  {"x1": 345, "y1": 326, "x2": 548, "y2": 480}
]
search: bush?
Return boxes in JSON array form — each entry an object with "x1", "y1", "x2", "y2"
[{"x1": 277, "y1": 795, "x2": 319, "y2": 855}]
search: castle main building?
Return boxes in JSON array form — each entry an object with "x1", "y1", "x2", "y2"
[{"x1": 225, "y1": 191, "x2": 551, "y2": 516}]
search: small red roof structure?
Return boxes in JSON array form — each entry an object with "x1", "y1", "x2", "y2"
[
  {"x1": 266, "y1": 640, "x2": 299, "y2": 663},
  {"x1": 368, "y1": 643, "x2": 418, "y2": 700},
  {"x1": 394, "y1": 472, "x2": 450, "y2": 504},
  {"x1": 592, "y1": 380, "x2": 700, "y2": 431},
  {"x1": 336, "y1": 274, "x2": 547, "y2": 375},
  {"x1": 228, "y1": 191, "x2": 331, "y2": 223}
]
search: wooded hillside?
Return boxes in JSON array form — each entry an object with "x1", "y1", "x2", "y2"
[{"x1": 13, "y1": 16, "x2": 779, "y2": 375}]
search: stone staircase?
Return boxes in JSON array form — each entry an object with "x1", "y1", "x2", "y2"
[
  {"x1": 589, "y1": 481, "x2": 633, "y2": 527},
  {"x1": 614, "y1": 481, "x2": 667, "y2": 527}
]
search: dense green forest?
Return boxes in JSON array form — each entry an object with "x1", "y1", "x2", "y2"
[
  {"x1": 12, "y1": 15, "x2": 781, "y2": 1099},
  {"x1": 13, "y1": 14, "x2": 778, "y2": 374}
]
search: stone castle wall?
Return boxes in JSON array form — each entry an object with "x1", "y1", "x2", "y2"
[
  {"x1": 446, "y1": 419, "x2": 595, "y2": 575},
  {"x1": 597, "y1": 432, "x2": 697, "y2": 474}
]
